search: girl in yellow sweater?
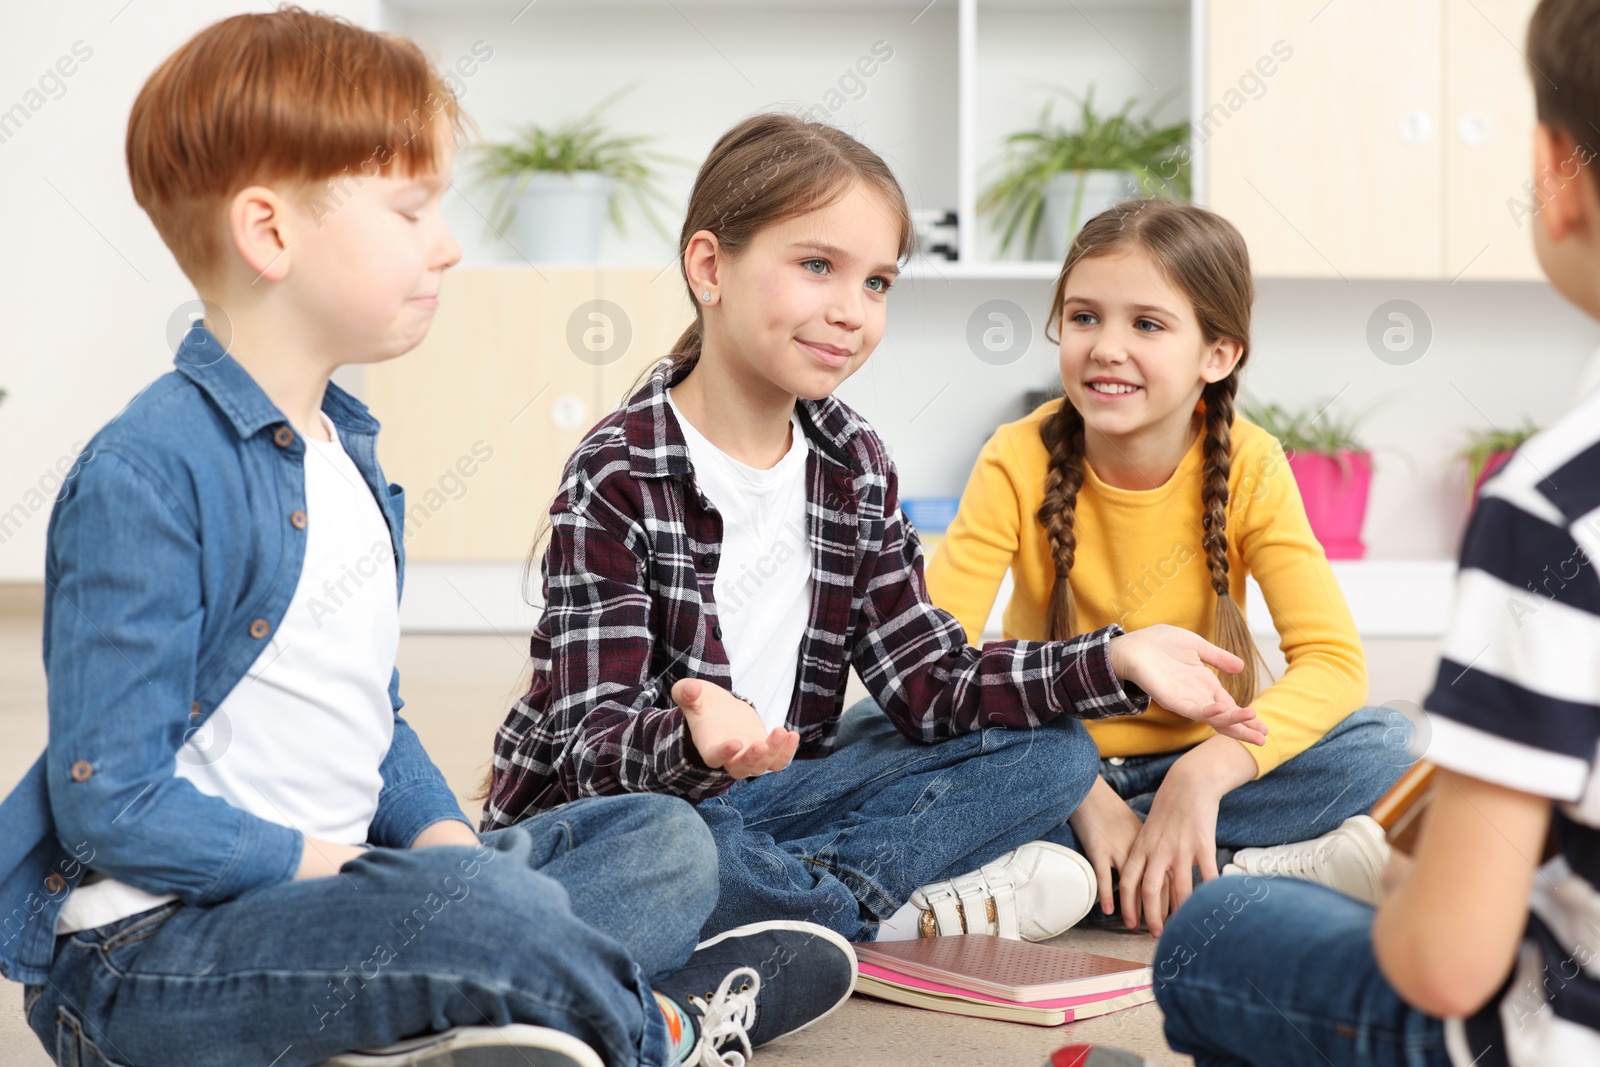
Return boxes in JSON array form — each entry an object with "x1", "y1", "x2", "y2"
[{"x1": 923, "y1": 199, "x2": 1404, "y2": 937}]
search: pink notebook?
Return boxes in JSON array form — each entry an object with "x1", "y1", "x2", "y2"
[
  {"x1": 855, "y1": 934, "x2": 1152, "y2": 1002},
  {"x1": 859, "y1": 962, "x2": 1150, "y2": 1010},
  {"x1": 854, "y1": 961, "x2": 1155, "y2": 1026}
]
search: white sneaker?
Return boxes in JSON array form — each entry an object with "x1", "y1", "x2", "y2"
[
  {"x1": 317, "y1": 1024, "x2": 604, "y2": 1066},
  {"x1": 1221, "y1": 815, "x2": 1390, "y2": 905},
  {"x1": 906, "y1": 841, "x2": 1096, "y2": 941}
]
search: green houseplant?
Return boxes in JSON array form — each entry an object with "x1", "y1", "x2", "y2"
[
  {"x1": 475, "y1": 86, "x2": 681, "y2": 262},
  {"x1": 1455, "y1": 420, "x2": 1538, "y2": 507},
  {"x1": 979, "y1": 86, "x2": 1191, "y2": 261},
  {"x1": 1242, "y1": 398, "x2": 1374, "y2": 560}
]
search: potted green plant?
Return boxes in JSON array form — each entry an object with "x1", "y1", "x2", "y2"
[
  {"x1": 475, "y1": 85, "x2": 680, "y2": 263},
  {"x1": 1242, "y1": 398, "x2": 1374, "y2": 560},
  {"x1": 1455, "y1": 420, "x2": 1538, "y2": 508},
  {"x1": 979, "y1": 86, "x2": 1191, "y2": 262}
]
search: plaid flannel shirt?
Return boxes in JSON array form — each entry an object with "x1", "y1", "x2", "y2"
[{"x1": 480, "y1": 358, "x2": 1148, "y2": 829}]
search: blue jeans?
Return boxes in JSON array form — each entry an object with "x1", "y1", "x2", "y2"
[
  {"x1": 696, "y1": 699, "x2": 1103, "y2": 942},
  {"x1": 1154, "y1": 877, "x2": 1449, "y2": 1066},
  {"x1": 1046, "y1": 706, "x2": 1409, "y2": 855},
  {"x1": 22, "y1": 795, "x2": 715, "y2": 1067}
]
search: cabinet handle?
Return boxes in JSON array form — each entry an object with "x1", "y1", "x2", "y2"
[
  {"x1": 1398, "y1": 111, "x2": 1434, "y2": 145},
  {"x1": 1457, "y1": 113, "x2": 1492, "y2": 147},
  {"x1": 551, "y1": 394, "x2": 589, "y2": 432}
]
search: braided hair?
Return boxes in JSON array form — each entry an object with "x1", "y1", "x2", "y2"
[{"x1": 1037, "y1": 198, "x2": 1266, "y2": 707}]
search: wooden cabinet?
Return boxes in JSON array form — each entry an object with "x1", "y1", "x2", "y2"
[
  {"x1": 364, "y1": 268, "x2": 692, "y2": 560},
  {"x1": 1204, "y1": 0, "x2": 1539, "y2": 280},
  {"x1": 1444, "y1": 0, "x2": 1542, "y2": 281}
]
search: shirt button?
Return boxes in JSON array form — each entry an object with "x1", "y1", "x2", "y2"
[
  {"x1": 712, "y1": 624, "x2": 723, "y2": 640},
  {"x1": 45, "y1": 873, "x2": 65, "y2": 894},
  {"x1": 69, "y1": 760, "x2": 93, "y2": 782},
  {"x1": 290, "y1": 509, "x2": 307, "y2": 530},
  {"x1": 1107, "y1": 756, "x2": 1126, "y2": 766},
  {"x1": 273, "y1": 426, "x2": 295, "y2": 448},
  {"x1": 249, "y1": 619, "x2": 271, "y2": 639},
  {"x1": 702, "y1": 553, "x2": 718, "y2": 569}
]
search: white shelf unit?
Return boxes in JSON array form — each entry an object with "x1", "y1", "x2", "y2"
[{"x1": 373, "y1": 0, "x2": 1199, "y2": 282}]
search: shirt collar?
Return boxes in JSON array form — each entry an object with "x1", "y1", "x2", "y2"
[
  {"x1": 171, "y1": 321, "x2": 379, "y2": 440},
  {"x1": 622, "y1": 355, "x2": 865, "y2": 479}
]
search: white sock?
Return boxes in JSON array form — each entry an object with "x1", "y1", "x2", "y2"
[{"x1": 874, "y1": 898, "x2": 925, "y2": 941}]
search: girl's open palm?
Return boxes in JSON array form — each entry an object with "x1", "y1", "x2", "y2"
[
  {"x1": 1107, "y1": 624, "x2": 1268, "y2": 745},
  {"x1": 673, "y1": 677, "x2": 800, "y2": 778}
]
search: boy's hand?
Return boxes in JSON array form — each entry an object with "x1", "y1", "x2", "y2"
[
  {"x1": 1380, "y1": 850, "x2": 1414, "y2": 897},
  {"x1": 673, "y1": 678, "x2": 801, "y2": 779},
  {"x1": 294, "y1": 838, "x2": 368, "y2": 880},
  {"x1": 411, "y1": 819, "x2": 481, "y2": 849},
  {"x1": 1107, "y1": 624, "x2": 1268, "y2": 745}
]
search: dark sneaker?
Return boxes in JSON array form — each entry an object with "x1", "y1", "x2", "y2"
[
  {"x1": 656, "y1": 919, "x2": 857, "y2": 1061},
  {"x1": 317, "y1": 1024, "x2": 603, "y2": 1067}
]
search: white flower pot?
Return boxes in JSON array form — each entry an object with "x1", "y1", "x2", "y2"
[
  {"x1": 512, "y1": 171, "x2": 614, "y2": 263},
  {"x1": 1040, "y1": 170, "x2": 1141, "y2": 261}
]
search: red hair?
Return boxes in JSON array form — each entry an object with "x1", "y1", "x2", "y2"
[{"x1": 126, "y1": 5, "x2": 468, "y2": 285}]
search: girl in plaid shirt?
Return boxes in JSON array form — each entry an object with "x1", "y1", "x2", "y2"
[{"x1": 483, "y1": 113, "x2": 1268, "y2": 945}]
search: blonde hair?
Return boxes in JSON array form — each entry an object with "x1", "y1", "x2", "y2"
[{"x1": 1037, "y1": 198, "x2": 1266, "y2": 706}]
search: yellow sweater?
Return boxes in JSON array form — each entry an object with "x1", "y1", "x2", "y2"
[{"x1": 926, "y1": 400, "x2": 1367, "y2": 777}]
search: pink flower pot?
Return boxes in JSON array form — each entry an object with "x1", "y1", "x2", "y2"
[
  {"x1": 1470, "y1": 450, "x2": 1515, "y2": 508},
  {"x1": 1287, "y1": 451, "x2": 1372, "y2": 560}
]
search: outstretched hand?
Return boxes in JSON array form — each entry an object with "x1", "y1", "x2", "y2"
[
  {"x1": 1107, "y1": 624, "x2": 1268, "y2": 746},
  {"x1": 673, "y1": 677, "x2": 800, "y2": 779}
]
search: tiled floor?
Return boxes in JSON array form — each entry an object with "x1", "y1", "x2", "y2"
[{"x1": 0, "y1": 589, "x2": 1441, "y2": 1066}]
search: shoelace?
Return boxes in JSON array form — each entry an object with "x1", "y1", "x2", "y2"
[
  {"x1": 1251, "y1": 838, "x2": 1341, "y2": 880},
  {"x1": 686, "y1": 966, "x2": 761, "y2": 1067}
]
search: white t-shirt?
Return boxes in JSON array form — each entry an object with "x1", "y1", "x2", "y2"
[
  {"x1": 56, "y1": 414, "x2": 401, "y2": 933},
  {"x1": 666, "y1": 389, "x2": 812, "y2": 731}
]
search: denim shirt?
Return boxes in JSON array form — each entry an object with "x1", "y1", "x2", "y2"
[{"x1": 0, "y1": 324, "x2": 468, "y2": 985}]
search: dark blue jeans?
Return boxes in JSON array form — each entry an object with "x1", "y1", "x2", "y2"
[
  {"x1": 695, "y1": 700, "x2": 1103, "y2": 942},
  {"x1": 1046, "y1": 706, "x2": 1410, "y2": 855},
  {"x1": 1155, "y1": 877, "x2": 1449, "y2": 1067},
  {"x1": 22, "y1": 794, "x2": 714, "y2": 1067}
]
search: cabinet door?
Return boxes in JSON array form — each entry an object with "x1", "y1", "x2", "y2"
[
  {"x1": 595, "y1": 268, "x2": 696, "y2": 418},
  {"x1": 365, "y1": 268, "x2": 599, "y2": 561},
  {"x1": 1445, "y1": 0, "x2": 1542, "y2": 281},
  {"x1": 1204, "y1": 0, "x2": 1443, "y2": 278}
]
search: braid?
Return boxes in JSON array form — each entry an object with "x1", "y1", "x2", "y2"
[
  {"x1": 1199, "y1": 378, "x2": 1267, "y2": 707},
  {"x1": 1036, "y1": 401, "x2": 1087, "y2": 640}
]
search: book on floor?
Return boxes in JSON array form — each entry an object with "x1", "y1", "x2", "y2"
[
  {"x1": 851, "y1": 934, "x2": 1154, "y2": 1025},
  {"x1": 855, "y1": 961, "x2": 1154, "y2": 1026}
]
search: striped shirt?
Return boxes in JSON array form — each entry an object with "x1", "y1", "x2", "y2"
[
  {"x1": 1419, "y1": 387, "x2": 1600, "y2": 1067},
  {"x1": 480, "y1": 357, "x2": 1148, "y2": 827}
]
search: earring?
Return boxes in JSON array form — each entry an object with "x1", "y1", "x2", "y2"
[{"x1": 702, "y1": 290, "x2": 712, "y2": 302}]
